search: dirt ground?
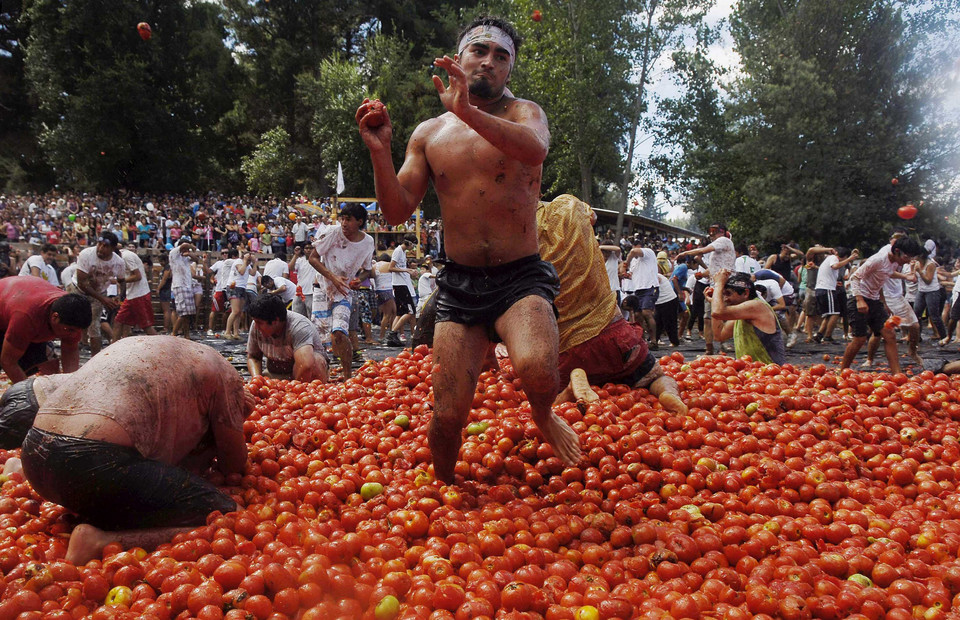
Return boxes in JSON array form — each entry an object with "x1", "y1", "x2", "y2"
[{"x1": 138, "y1": 324, "x2": 958, "y2": 380}]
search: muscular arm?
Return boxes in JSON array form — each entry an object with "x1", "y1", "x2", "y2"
[
  {"x1": 76, "y1": 269, "x2": 112, "y2": 306},
  {"x1": 805, "y1": 246, "x2": 834, "y2": 261},
  {"x1": 247, "y1": 355, "x2": 263, "y2": 377},
  {"x1": 292, "y1": 345, "x2": 325, "y2": 382},
  {"x1": 60, "y1": 341, "x2": 79, "y2": 373},
  {"x1": 432, "y1": 56, "x2": 550, "y2": 167},
  {"x1": 307, "y1": 248, "x2": 350, "y2": 296},
  {"x1": 122, "y1": 268, "x2": 142, "y2": 284},
  {"x1": 0, "y1": 340, "x2": 28, "y2": 384},
  {"x1": 363, "y1": 114, "x2": 433, "y2": 226}
]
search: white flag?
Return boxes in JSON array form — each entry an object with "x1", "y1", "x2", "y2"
[{"x1": 336, "y1": 161, "x2": 345, "y2": 195}]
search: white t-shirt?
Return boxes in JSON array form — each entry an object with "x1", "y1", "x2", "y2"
[
  {"x1": 705, "y1": 237, "x2": 736, "y2": 283},
  {"x1": 917, "y1": 260, "x2": 941, "y2": 294},
  {"x1": 417, "y1": 272, "x2": 436, "y2": 299},
  {"x1": 75, "y1": 247, "x2": 124, "y2": 295},
  {"x1": 168, "y1": 246, "x2": 193, "y2": 289},
  {"x1": 60, "y1": 263, "x2": 78, "y2": 288},
  {"x1": 229, "y1": 261, "x2": 254, "y2": 289},
  {"x1": 816, "y1": 255, "x2": 841, "y2": 291},
  {"x1": 262, "y1": 257, "x2": 289, "y2": 280},
  {"x1": 629, "y1": 248, "x2": 658, "y2": 290},
  {"x1": 120, "y1": 250, "x2": 150, "y2": 299},
  {"x1": 656, "y1": 273, "x2": 677, "y2": 304},
  {"x1": 19, "y1": 255, "x2": 60, "y2": 286},
  {"x1": 735, "y1": 255, "x2": 761, "y2": 275},
  {"x1": 312, "y1": 225, "x2": 374, "y2": 302},
  {"x1": 850, "y1": 248, "x2": 898, "y2": 301},
  {"x1": 270, "y1": 276, "x2": 297, "y2": 303},
  {"x1": 292, "y1": 222, "x2": 308, "y2": 242},
  {"x1": 391, "y1": 246, "x2": 412, "y2": 288},
  {"x1": 211, "y1": 259, "x2": 234, "y2": 292},
  {"x1": 294, "y1": 256, "x2": 318, "y2": 297},
  {"x1": 373, "y1": 262, "x2": 393, "y2": 291},
  {"x1": 605, "y1": 253, "x2": 621, "y2": 292},
  {"x1": 756, "y1": 279, "x2": 783, "y2": 303},
  {"x1": 245, "y1": 270, "x2": 261, "y2": 293},
  {"x1": 883, "y1": 265, "x2": 906, "y2": 300}
]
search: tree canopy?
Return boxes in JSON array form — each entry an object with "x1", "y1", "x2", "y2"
[{"x1": 1, "y1": 0, "x2": 957, "y2": 247}]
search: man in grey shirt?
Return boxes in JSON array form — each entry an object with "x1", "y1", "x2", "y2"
[{"x1": 246, "y1": 294, "x2": 327, "y2": 382}]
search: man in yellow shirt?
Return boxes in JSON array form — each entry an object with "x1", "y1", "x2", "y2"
[{"x1": 536, "y1": 195, "x2": 685, "y2": 412}]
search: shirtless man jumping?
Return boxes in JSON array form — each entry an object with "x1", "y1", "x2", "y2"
[{"x1": 357, "y1": 15, "x2": 580, "y2": 484}]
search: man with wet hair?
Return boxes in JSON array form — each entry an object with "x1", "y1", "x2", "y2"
[
  {"x1": 357, "y1": 15, "x2": 580, "y2": 483},
  {"x1": 0, "y1": 276, "x2": 91, "y2": 384},
  {"x1": 246, "y1": 293, "x2": 328, "y2": 382},
  {"x1": 710, "y1": 269, "x2": 786, "y2": 365},
  {"x1": 841, "y1": 237, "x2": 923, "y2": 373}
]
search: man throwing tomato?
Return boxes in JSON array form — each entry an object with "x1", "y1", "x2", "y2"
[{"x1": 356, "y1": 15, "x2": 580, "y2": 484}]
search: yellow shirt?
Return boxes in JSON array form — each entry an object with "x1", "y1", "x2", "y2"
[{"x1": 536, "y1": 194, "x2": 619, "y2": 353}]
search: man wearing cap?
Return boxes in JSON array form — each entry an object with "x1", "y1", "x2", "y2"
[
  {"x1": 677, "y1": 224, "x2": 736, "y2": 354},
  {"x1": 357, "y1": 15, "x2": 581, "y2": 484},
  {"x1": 710, "y1": 269, "x2": 786, "y2": 365},
  {"x1": 69, "y1": 232, "x2": 125, "y2": 356}
]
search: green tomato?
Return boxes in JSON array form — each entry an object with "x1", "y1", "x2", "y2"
[
  {"x1": 360, "y1": 482, "x2": 384, "y2": 501},
  {"x1": 745, "y1": 402, "x2": 760, "y2": 415},
  {"x1": 466, "y1": 421, "x2": 489, "y2": 435},
  {"x1": 393, "y1": 414, "x2": 410, "y2": 429},
  {"x1": 375, "y1": 595, "x2": 400, "y2": 620},
  {"x1": 847, "y1": 574, "x2": 873, "y2": 588}
]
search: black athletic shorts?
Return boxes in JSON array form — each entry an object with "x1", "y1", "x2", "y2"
[
  {"x1": 847, "y1": 296, "x2": 886, "y2": 338},
  {"x1": 0, "y1": 378, "x2": 39, "y2": 449},
  {"x1": 0, "y1": 332, "x2": 52, "y2": 375},
  {"x1": 21, "y1": 428, "x2": 236, "y2": 530},
  {"x1": 435, "y1": 254, "x2": 559, "y2": 341},
  {"x1": 393, "y1": 285, "x2": 416, "y2": 316}
]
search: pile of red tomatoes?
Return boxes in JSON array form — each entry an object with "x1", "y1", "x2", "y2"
[{"x1": 2, "y1": 346, "x2": 960, "y2": 619}]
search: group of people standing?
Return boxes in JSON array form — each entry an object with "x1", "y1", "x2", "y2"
[{"x1": 609, "y1": 225, "x2": 949, "y2": 372}]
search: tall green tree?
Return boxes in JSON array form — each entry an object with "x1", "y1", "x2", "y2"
[
  {"x1": 299, "y1": 33, "x2": 445, "y2": 202},
  {"x1": 241, "y1": 126, "x2": 296, "y2": 195},
  {"x1": 21, "y1": 0, "x2": 240, "y2": 191},
  {"x1": 613, "y1": 0, "x2": 714, "y2": 234},
  {"x1": 472, "y1": 0, "x2": 643, "y2": 207},
  {"x1": 657, "y1": 0, "x2": 960, "y2": 247},
  {"x1": 224, "y1": 0, "x2": 477, "y2": 197}
]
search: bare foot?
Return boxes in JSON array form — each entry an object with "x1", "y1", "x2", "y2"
[
  {"x1": 910, "y1": 354, "x2": 924, "y2": 366},
  {"x1": 2, "y1": 457, "x2": 22, "y2": 476},
  {"x1": 66, "y1": 523, "x2": 113, "y2": 565},
  {"x1": 659, "y1": 392, "x2": 688, "y2": 416},
  {"x1": 569, "y1": 369, "x2": 599, "y2": 403},
  {"x1": 537, "y1": 413, "x2": 582, "y2": 467}
]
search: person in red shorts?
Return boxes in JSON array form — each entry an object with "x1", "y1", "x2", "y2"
[
  {"x1": 115, "y1": 248, "x2": 157, "y2": 338},
  {"x1": 413, "y1": 195, "x2": 687, "y2": 413},
  {"x1": 535, "y1": 196, "x2": 685, "y2": 413},
  {"x1": 0, "y1": 276, "x2": 92, "y2": 384}
]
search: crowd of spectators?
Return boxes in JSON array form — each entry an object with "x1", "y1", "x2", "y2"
[
  {"x1": 0, "y1": 192, "x2": 446, "y2": 378},
  {"x1": 3, "y1": 190, "x2": 956, "y2": 374},
  {"x1": 0, "y1": 191, "x2": 443, "y2": 265}
]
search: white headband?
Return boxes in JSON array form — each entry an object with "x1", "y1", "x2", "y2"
[{"x1": 457, "y1": 25, "x2": 516, "y2": 68}]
